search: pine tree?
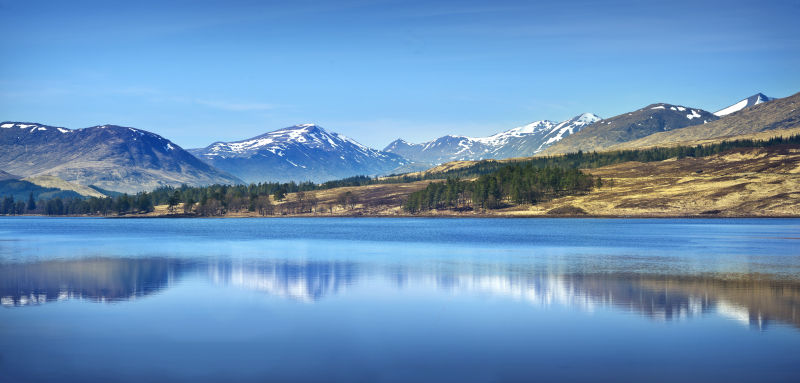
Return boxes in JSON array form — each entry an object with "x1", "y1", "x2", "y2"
[
  {"x1": 167, "y1": 191, "x2": 180, "y2": 213},
  {"x1": 27, "y1": 192, "x2": 36, "y2": 212},
  {"x1": 184, "y1": 197, "x2": 195, "y2": 214}
]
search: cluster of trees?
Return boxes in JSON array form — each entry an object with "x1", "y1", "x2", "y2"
[
  {"x1": 3, "y1": 192, "x2": 156, "y2": 216},
  {"x1": 0, "y1": 192, "x2": 154, "y2": 216},
  {"x1": 151, "y1": 184, "x2": 322, "y2": 216},
  {"x1": 0, "y1": 194, "x2": 33, "y2": 215},
  {"x1": 404, "y1": 165, "x2": 598, "y2": 213},
  {"x1": 0, "y1": 187, "x2": 161, "y2": 216},
  {"x1": 1, "y1": 180, "x2": 370, "y2": 217}
]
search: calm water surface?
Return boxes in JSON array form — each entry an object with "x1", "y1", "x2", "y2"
[{"x1": 1, "y1": 217, "x2": 799, "y2": 382}]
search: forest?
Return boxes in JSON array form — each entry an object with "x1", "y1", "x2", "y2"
[{"x1": 403, "y1": 166, "x2": 597, "y2": 212}]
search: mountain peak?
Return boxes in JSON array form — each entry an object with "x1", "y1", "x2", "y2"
[
  {"x1": 383, "y1": 138, "x2": 412, "y2": 152},
  {"x1": 270, "y1": 123, "x2": 332, "y2": 139},
  {"x1": 189, "y1": 124, "x2": 405, "y2": 183},
  {"x1": 284, "y1": 123, "x2": 322, "y2": 132},
  {"x1": 572, "y1": 113, "x2": 601, "y2": 124},
  {"x1": 747, "y1": 93, "x2": 773, "y2": 105},
  {"x1": 714, "y1": 93, "x2": 774, "y2": 117}
]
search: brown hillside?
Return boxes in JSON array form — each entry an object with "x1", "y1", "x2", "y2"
[
  {"x1": 508, "y1": 145, "x2": 800, "y2": 217},
  {"x1": 609, "y1": 92, "x2": 800, "y2": 150}
]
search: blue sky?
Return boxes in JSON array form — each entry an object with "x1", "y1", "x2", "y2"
[{"x1": 1, "y1": 0, "x2": 798, "y2": 149}]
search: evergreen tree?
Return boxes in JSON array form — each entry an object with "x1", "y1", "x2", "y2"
[
  {"x1": 273, "y1": 188, "x2": 287, "y2": 201},
  {"x1": 167, "y1": 191, "x2": 181, "y2": 213},
  {"x1": 184, "y1": 197, "x2": 195, "y2": 214},
  {"x1": 27, "y1": 192, "x2": 36, "y2": 212},
  {"x1": 136, "y1": 192, "x2": 154, "y2": 213}
]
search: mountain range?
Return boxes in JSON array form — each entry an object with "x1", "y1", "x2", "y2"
[
  {"x1": 539, "y1": 104, "x2": 718, "y2": 154},
  {"x1": 384, "y1": 113, "x2": 601, "y2": 165},
  {"x1": 0, "y1": 122, "x2": 242, "y2": 194},
  {"x1": 188, "y1": 124, "x2": 408, "y2": 183},
  {"x1": 0, "y1": 92, "x2": 788, "y2": 195}
]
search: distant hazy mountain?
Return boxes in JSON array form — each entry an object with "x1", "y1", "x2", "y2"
[
  {"x1": 0, "y1": 122, "x2": 242, "y2": 193},
  {"x1": 189, "y1": 124, "x2": 408, "y2": 183},
  {"x1": 384, "y1": 113, "x2": 601, "y2": 164},
  {"x1": 541, "y1": 104, "x2": 718, "y2": 154},
  {"x1": 610, "y1": 92, "x2": 800, "y2": 150},
  {"x1": 714, "y1": 93, "x2": 774, "y2": 117}
]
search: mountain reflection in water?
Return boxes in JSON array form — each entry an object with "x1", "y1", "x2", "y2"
[{"x1": 2, "y1": 257, "x2": 798, "y2": 330}]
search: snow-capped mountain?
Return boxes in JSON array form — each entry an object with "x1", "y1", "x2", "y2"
[
  {"x1": 541, "y1": 104, "x2": 718, "y2": 154},
  {"x1": 608, "y1": 92, "x2": 799, "y2": 150},
  {"x1": 189, "y1": 124, "x2": 408, "y2": 183},
  {"x1": 384, "y1": 113, "x2": 601, "y2": 165},
  {"x1": 0, "y1": 122, "x2": 242, "y2": 193},
  {"x1": 714, "y1": 93, "x2": 774, "y2": 117}
]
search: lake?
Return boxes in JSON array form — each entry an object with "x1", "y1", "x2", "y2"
[{"x1": 1, "y1": 217, "x2": 799, "y2": 382}]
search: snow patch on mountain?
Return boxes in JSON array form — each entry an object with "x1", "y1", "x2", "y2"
[
  {"x1": 686, "y1": 110, "x2": 702, "y2": 120},
  {"x1": 714, "y1": 93, "x2": 774, "y2": 117},
  {"x1": 190, "y1": 124, "x2": 407, "y2": 183},
  {"x1": 471, "y1": 120, "x2": 557, "y2": 147},
  {"x1": 1, "y1": 122, "x2": 80, "y2": 135},
  {"x1": 384, "y1": 113, "x2": 601, "y2": 165},
  {"x1": 536, "y1": 113, "x2": 601, "y2": 151}
]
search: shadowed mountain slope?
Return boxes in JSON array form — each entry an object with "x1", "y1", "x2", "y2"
[{"x1": 0, "y1": 122, "x2": 242, "y2": 193}]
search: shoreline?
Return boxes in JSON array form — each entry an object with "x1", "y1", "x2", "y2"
[{"x1": 5, "y1": 213, "x2": 798, "y2": 219}]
